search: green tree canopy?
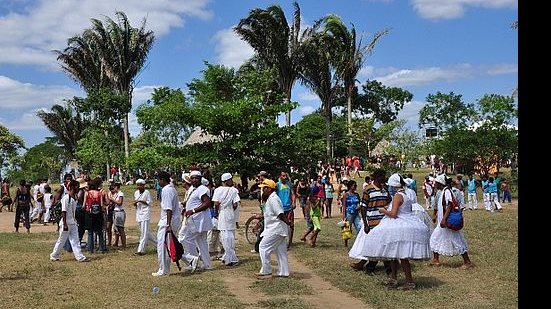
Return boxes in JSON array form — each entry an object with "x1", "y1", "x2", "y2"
[
  {"x1": 418, "y1": 91, "x2": 475, "y2": 132},
  {"x1": 0, "y1": 124, "x2": 25, "y2": 170}
]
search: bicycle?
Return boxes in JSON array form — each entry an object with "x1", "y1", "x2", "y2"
[{"x1": 245, "y1": 212, "x2": 263, "y2": 245}]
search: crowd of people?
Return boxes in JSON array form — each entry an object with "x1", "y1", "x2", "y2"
[{"x1": 0, "y1": 165, "x2": 514, "y2": 289}]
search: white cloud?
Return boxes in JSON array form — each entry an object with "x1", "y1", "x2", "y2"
[
  {"x1": 296, "y1": 92, "x2": 319, "y2": 101},
  {"x1": 0, "y1": 75, "x2": 81, "y2": 109},
  {"x1": 212, "y1": 27, "x2": 255, "y2": 69},
  {"x1": 132, "y1": 85, "x2": 159, "y2": 103},
  {"x1": 396, "y1": 100, "x2": 425, "y2": 129},
  {"x1": 411, "y1": 0, "x2": 517, "y2": 20},
  {"x1": 371, "y1": 63, "x2": 517, "y2": 87},
  {"x1": 358, "y1": 66, "x2": 375, "y2": 79},
  {"x1": 298, "y1": 105, "x2": 316, "y2": 116},
  {"x1": 0, "y1": 0, "x2": 212, "y2": 67},
  {"x1": 0, "y1": 110, "x2": 47, "y2": 130}
]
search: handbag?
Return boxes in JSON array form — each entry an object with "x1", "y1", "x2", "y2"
[{"x1": 444, "y1": 189, "x2": 464, "y2": 231}]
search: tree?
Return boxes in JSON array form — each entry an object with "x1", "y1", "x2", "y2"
[
  {"x1": 37, "y1": 102, "x2": 86, "y2": 160},
  {"x1": 55, "y1": 11, "x2": 155, "y2": 166},
  {"x1": 135, "y1": 87, "x2": 192, "y2": 146},
  {"x1": 352, "y1": 80, "x2": 413, "y2": 124},
  {"x1": 11, "y1": 138, "x2": 64, "y2": 181},
  {"x1": 184, "y1": 63, "x2": 294, "y2": 186},
  {"x1": 418, "y1": 91, "x2": 475, "y2": 132},
  {"x1": 429, "y1": 93, "x2": 518, "y2": 175},
  {"x1": 0, "y1": 124, "x2": 25, "y2": 171},
  {"x1": 323, "y1": 14, "x2": 389, "y2": 152},
  {"x1": 350, "y1": 117, "x2": 401, "y2": 158},
  {"x1": 299, "y1": 22, "x2": 342, "y2": 160},
  {"x1": 234, "y1": 1, "x2": 303, "y2": 126}
]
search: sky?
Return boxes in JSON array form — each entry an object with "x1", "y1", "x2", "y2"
[{"x1": 0, "y1": 0, "x2": 518, "y2": 149}]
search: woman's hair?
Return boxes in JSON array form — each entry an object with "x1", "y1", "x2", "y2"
[
  {"x1": 348, "y1": 180, "x2": 357, "y2": 189},
  {"x1": 19, "y1": 179, "x2": 26, "y2": 186},
  {"x1": 68, "y1": 180, "x2": 79, "y2": 191}
]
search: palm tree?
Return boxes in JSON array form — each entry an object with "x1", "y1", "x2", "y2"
[
  {"x1": 55, "y1": 11, "x2": 155, "y2": 166},
  {"x1": 37, "y1": 103, "x2": 86, "y2": 160},
  {"x1": 323, "y1": 14, "x2": 389, "y2": 154},
  {"x1": 299, "y1": 23, "x2": 342, "y2": 160},
  {"x1": 234, "y1": 1, "x2": 302, "y2": 126}
]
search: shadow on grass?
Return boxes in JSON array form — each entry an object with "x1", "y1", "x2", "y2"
[
  {"x1": 410, "y1": 276, "x2": 446, "y2": 289},
  {"x1": 0, "y1": 273, "x2": 31, "y2": 281}
]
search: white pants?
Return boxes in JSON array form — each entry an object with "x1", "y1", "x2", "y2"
[
  {"x1": 490, "y1": 193, "x2": 502, "y2": 210},
  {"x1": 483, "y1": 193, "x2": 491, "y2": 211},
  {"x1": 180, "y1": 224, "x2": 211, "y2": 269},
  {"x1": 43, "y1": 206, "x2": 51, "y2": 223},
  {"x1": 207, "y1": 228, "x2": 222, "y2": 253},
  {"x1": 50, "y1": 222, "x2": 85, "y2": 261},
  {"x1": 156, "y1": 222, "x2": 181, "y2": 274},
  {"x1": 468, "y1": 193, "x2": 477, "y2": 209},
  {"x1": 220, "y1": 230, "x2": 238, "y2": 264},
  {"x1": 259, "y1": 233, "x2": 289, "y2": 276},
  {"x1": 425, "y1": 196, "x2": 433, "y2": 210},
  {"x1": 31, "y1": 202, "x2": 42, "y2": 220},
  {"x1": 137, "y1": 220, "x2": 157, "y2": 253}
]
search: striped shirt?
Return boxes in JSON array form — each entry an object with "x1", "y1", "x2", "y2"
[{"x1": 360, "y1": 184, "x2": 391, "y2": 229}]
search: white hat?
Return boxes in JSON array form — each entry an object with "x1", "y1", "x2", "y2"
[
  {"x1": 404, "y1": 178, "x2": 413, "y2": 187},
  {"x1": 387, "y1": 173, "x2": 402, "y2": 187},
  {"x1": 190, "y1": 170, "x2": 202, "y2": 177},
  {"x1": 435, "y1": 174, "x2": 447, "y2": 185},
  {"x1": 221, "y1": 173, "x2": 232, "y2": 182},
  {"x1": 136, "y1": 179, "x2": 146, "y2": 185},
  {"x1": 201, "y1": 178, "x2": 209, "y2": 186}
]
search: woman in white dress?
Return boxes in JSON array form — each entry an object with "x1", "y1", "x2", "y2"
[
  {"x1": 404, "y1": 178, "x2": 434, "y2": 233},
  {"x1": 359, "y1": 173, "x2": 431, "y2": 290},
  {"x1": 429, "y1": 175, "x2": 473, "y2": 269}
]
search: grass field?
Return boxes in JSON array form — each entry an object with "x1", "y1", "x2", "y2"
[{"x1": 0, "y1": 169, "x2": 518, "y2": 308}]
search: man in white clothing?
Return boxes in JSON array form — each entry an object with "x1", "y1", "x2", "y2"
[
  {"x1": 134, "y1": 179, "x2": 157, "y2": 255},
  {"x1": 212, "y1": 173, "x2": 240, "y2": 266},
  {"x1": 49, "y1": 180, "x2": 86, "y2": 262},
  {"x1": 152, "y1": 171, "x2": 182, "y2": 276},
  {"x1": 180, "y1": 170, "x2": 212, "y2": 272},
  {"x1": 257, "y1": 179, "x2": 293, "y2": 279}
]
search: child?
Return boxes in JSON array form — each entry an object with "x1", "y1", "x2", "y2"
[
  {"x1": 341, "y1": 221, "x2": 352, "y2": 247},
  {"x1": 43, "y1": 185, "x2": 52, "y2": 225},
  {"x1": 300, "y1": 187, "x2": 322, "y2": 247}
]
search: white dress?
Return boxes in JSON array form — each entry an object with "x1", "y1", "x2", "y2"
[
  {"x1": 429, "y1": 189, "x2": 469, "y2": 256},
  {"x1": 349, "y1": 192, "x2": 431, "y2": 260}
]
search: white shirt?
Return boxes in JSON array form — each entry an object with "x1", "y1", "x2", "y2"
[
  {"x1": 436, "y1": 189, "x2": 454, "y2": 222},
  {"x1": 185, "y1": 185, "x2": 212, "y2": 232},
  {"x1": 33, "y1": 184, "x2": 40, "y2": 201},
  {"x1": 134, "y1": 189, "x2": 152, "y2": 222},
  {"x1": 212, "y1": 186, "x2": 240, "y2": 230},
  {"x1": 61, "y1": 194, "x2": 77, "y2": 225},
  {"x1": 39, "y1": 183, "x2": 47, "y2": 194},
  {"x1": 260, "y1": 192, "x2": 288, "y2": 237},
  {"x1": 113, "y1": 191, "x2": 125, "y2": 211},
  {"x1": 43, "y1": 193, "x2": 52, "y2": 208},
  {"x1": 158, "y1": 183, "x2": 181, "y2": 227}
]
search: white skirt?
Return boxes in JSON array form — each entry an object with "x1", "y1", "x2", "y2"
[
  {"x1": 349, "y1": 214, "x2": 431, "y2": 260},
  {"x1": 429, "y1": 225, "x2": 469, "y2": 256}
]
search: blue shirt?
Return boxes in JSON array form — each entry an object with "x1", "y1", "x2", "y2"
[
  {"x1": 482, "y1": 180, "x2": 490, "y2": 193},
  {"x1": 276, "y1": 180, "x2": 293, "y2": 211},
  {"x1": 467, "y1": 179, "x2": 476, "y2": 193},
  {"x1": 488, "y1": 181, "x2": 498, "y2": 193},
  {"x1": 345, "y1": 192, "x2": 360, "y2": 216}
]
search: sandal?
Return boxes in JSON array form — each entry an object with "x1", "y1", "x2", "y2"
[{"x1": 397, "y1": 282, "x2": 416, "y2": 290}]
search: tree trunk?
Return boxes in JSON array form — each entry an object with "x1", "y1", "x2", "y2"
[
  {"x1": 347, "y1": 93, "x2": 352, "y2": 155},
  {"x1": 325, "y1": 115, "x2": 331, "y2": 161},
  {"x1": 123, "y1": 114, "x2": 130, "y2": 168},
  {"x1": 284, "y1": 96, "x2": 291, "y2": 126},
  {"x1": 240, "y1": 174, "x2": 249, "y2": 192},
  {"x1": 105, "y1": 129, "x2": 111, "y2": 180}
]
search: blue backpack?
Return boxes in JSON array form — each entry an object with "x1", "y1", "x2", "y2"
[{"x1": 444, "y1": 189, "x2": 464, "y2": 231}]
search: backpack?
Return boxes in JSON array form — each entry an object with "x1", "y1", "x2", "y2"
[
  {"x1": 443, "y1": 188, "x2": 464, "y2": 231},
  {"x1": 87, "y1": 191, "x2": 102, "y2": 215}
]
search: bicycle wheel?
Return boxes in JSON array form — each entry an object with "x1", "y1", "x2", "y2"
[{"x1": 245, "y1": 216, "x2": 262, "y2": 245}]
